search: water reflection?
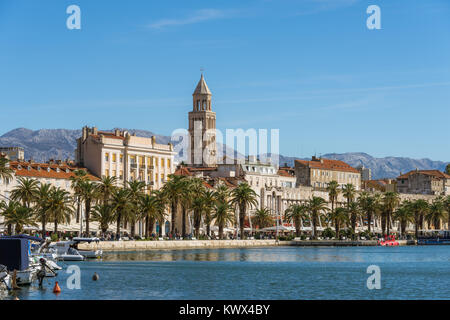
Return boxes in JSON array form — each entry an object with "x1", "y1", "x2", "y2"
[{"x1": 101, "y1": 246, "x2": 450, "y2": 264}]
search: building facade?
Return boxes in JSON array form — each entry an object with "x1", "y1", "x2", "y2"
[
  {"x1": 75, "y1": 127, "x2": 176, "y2": 189},
  {"x1": 295, "y1": 156, "x2": 361, "y2": 190},
  {"x1": 0, "y1": 147, "x2": 24, "y2": 161},
  {"x1": 397, "y1": 169, "x2": 450, "y2": 195}
]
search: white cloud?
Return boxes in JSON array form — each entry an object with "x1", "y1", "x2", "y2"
[{"x1": 149, "y1": 9, "x2": 228, "y2": 29}]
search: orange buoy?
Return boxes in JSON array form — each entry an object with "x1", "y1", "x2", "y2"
[{"x1": 53, "y1": 281, "x2": 61, "y2": 294}]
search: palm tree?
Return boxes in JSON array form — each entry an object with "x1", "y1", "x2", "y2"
[
  {"x1": 11, "y1": 177, "x2": 39, "y2": 208},
  {"x1": 326, "y1": 180, "x2": 340, "y2": 214},
  {"x1": 382, "y1": 192, "x2": 400, "y2": 235},
  {"x1": 162, "y1": 174, "x2": 187, "y2": 235},
  {"x1": 34, "y1": 183, "x2": 53, "y2": 236},
  {"x1": 342, "y1": 183, "x2": 356, "y2": 210},
  {"x1": 358, "y1": 192, "x2": 379, "y2": 233},
  {"x1": 410, "y1": 199, "x2": 429, "y2": 239},
  {"x1": 140, "y1": 193, "x2": 165, "y2": 238},
  {"x1": 126, "y1": 180, "x2": 146, "y2": 238},
  {"x1": 111, "y1": 188, "x2": 131, "y2": 238},
  {"x1": 191, "y1": 194, "x2": 206, "y2": 238},
  {"x1": 426, "y1": 198, "x2": 447, "y2": 230},
  {"x1": 70, "y1": 169, "x2": 88, "y2": 223},
  {"x1": 394, "y1": 202, "x2": 413, "y2": 236},
  {"x1": 253, "y1": 208, "x2": 274, "y2": 231},
  {"x1": 47, "y1": 188, "x2": 74, "y2": 234},
  {"x1": 230, "y1": 183, "x2": 258, "y2": 239},
  {"x1": 0, "y1": 157, "x2": 14, "y2": 182},
  {"x1": 0, "y1": 200, "x2": 17, "y2": 234},
  {"x1": 203, "y1": 190, "x2": 217, "y2": 237},
  {"x1": 213, "y1": 201, "x2": 234, "y2": 240},
  {"x1": 444, "y1": 196, "x2": 450, "y2": 230},
  {"x1": 347, "y1": 202, "x2": 361, "y2": 237},
  {"x1": 96, "y1": 176, "x2": 117, "y2": 205},
  {"x1": 307, "y1": 197, "x2": 329, "y2": 239},
  {"x1": 79, "y1": 180, "x2": 98, "y2": 236},
  {"x1": 2, "y1": 204, "x2": 37, "y2": 234},
  {"x1": 285, "y1": 204, "x2": 308, "y2": 237},
  {"x1": 92, "y1": 204, "x2": 115, "y2": 237},
  {"x1": 329, "y1": 207, "x2": 349, "y2": 239}
]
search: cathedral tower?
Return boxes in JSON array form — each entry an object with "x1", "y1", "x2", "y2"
[{"x1": 188, "y1": 74, "x2": 217, "y2": 167}]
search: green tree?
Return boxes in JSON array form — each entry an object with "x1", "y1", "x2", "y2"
[
  {"x1": 347, "y1": 202, "x2": 361, "y2": 237},
  {"x1": 329, "y1": 207, "x2": 349, "y2": 239},
  {"x1": 446, "y1": 164, "x2": 450, "y2": 175},
  {"x1": 126, "y1": 180, "x2": 146, "y2": 238},
  {"x1": 70, "y1": 169, "x2": 88, "y2": 223},
  {"x1": 358, "y1": 192, "x2": 380, "y2": 233},
  {"x1": 111, "y1": 188, "x2": 131, "y2": 238},
  {"x1": 92, "y1": 204, "x2": 115, "y2": 237},
  {"x1": 34, "y1": 183, "x2": 53, "y2": 236},
  {"x1": 342, "y1": 184, "x2": 356, "y2": 210},
  {"x1": 326, "y1": 180, "x2": 340, "y2": 214},
  {"x1": 253, "y1": 208, "x2": 274, "y2": 230},
  {"x1": 0, "y1": 157, "x2": 14, "y2": 182},
  {"x1": 410, "y1": 199, "x2": 429, "y2": 239},
  {"x1": 140, "y1": 192, "x2": 165, "y2": 238},
  {"x1": 47, "y1": 188, "x2": 74, "y2": 234},
  {"x1": 285, "y1": 203, "x2": 308, "y2": 237},
  {"x1": 11, "y1": 177, "x2": 39, "y2": 208},
  {"x1": 230, "y1": 183, "x2": 258, "y2": 239},
  {"x1": 382, "y1": 192, "x2": 400, "y2": 235},
  {"x1": 1, "y1": 203, "x2": 37, "y2": 234},
  {"x1": 394, "y1": 202, "x2": 413, "y2": 236},
  {"x1": 162, "y1": 174, "x2": 187, "y2": 235},
  {"x1": 426, "y1": 197, "x2": 447, "y2": 230},
  {"x1": 213, "y1": 201, "x2": 234, "y2": 240},
  {"x1": 307, "y1": 196, "x2": 329, "y2": 239},
  {"x1": 79, "y1": 180, "x2": 98, "y2": 235},
  {"x1": 96, "y1": 176, "x2": 118, "y2": 205},
  {"x1": 444, "y1": 196, "x2": 450, "y2": 230},
  {"x1": 203, "y1": 190, "x2": 217, "y2": 237}
]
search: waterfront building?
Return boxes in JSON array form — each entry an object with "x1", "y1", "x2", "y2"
[
  {"x1": 75, "y1": 127, "x2": 176, "y2": 189},
  {"x1": 397, "y1": 169, "x2": 450, "y2": 196},
  {"x1": 294, "y1": 156, "x2": 362, "y2": 190},
  {"x1": 357, "y1": 165, "x2": 372, "y2": 181}
]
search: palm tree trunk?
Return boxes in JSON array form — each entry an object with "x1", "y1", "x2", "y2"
[
  {"x1": 42, "y1": 215, "x2": 46, "y2": 237},
  {"x1": 145, "y1": 215, "x2": 149, "y2": 239},
  {"x1": 171, "y1": 202, "x2": 176, "y2": 235},
  {"x1": 54, "y1": 220, "x2": 58, "y2": 234},
  {"x1": 239, "y1": 204, "x2": 245, "y2": 239},
  {"x1": 386, "y1": 212, "x2": 391, "y2": 235},
  {"x1": 367, "y1": 212, "x2": 372, "y2": 233},
  {"x1": 182, "y1": 206, "x2": 186, "y2": 238},
  {"x1": 116, "y1": 214, "x2": 121, "y2": 238},
  {"x1": 381, "y1": 213, "x2": 386, "y2": 236},
  {"x1": 85, "y1": 200, "x2": 91, "y2": 235},
  {"x1": 158, "y1": 219, "x2": 163, "y2": 237},
  {"x1": 206, "y1": 223, "x2": 211, "y2": 237},
  {"x1": 219, "y1": 225, "x2": 224, "y2": 240},
  {"x1": 76, "y1": 196, "x2": 81, "y2": 223},
  {"x1": 335, "y1": 219, "x2": 339, "y2": 239},
  {"x1": 131, "y1": 222, "x2": 136, "y2": 238}
]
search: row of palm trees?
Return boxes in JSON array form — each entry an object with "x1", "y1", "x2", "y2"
[
  {"x1": 283, "y1": 181, "x2": 450, "y2": 239},
  {"x1": 1, "y1": 158, "x2": 260, "y2": 239}
]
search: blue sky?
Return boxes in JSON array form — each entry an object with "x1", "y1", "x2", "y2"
[{"x1": 0, "y1": 0, "x2": 449, "y2": 161}]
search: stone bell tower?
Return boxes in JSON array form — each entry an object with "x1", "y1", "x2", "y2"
[{"x1": 188, "y1": 74, "x2": 217, "y2": 167}]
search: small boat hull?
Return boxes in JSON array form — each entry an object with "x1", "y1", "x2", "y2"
[
  {"x1": 79, "y1": 250, "x2": 103, "y2": 259},
  {"x1": 58, "y1": 254, "x2": 85, "y2": 261}
]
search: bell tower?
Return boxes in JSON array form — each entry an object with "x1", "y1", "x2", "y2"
[{"x1": 188, "y1": 74, "x2": 217, "y2": 167}]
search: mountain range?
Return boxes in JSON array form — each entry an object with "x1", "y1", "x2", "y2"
[{"x1": 0, "y1": 128, "x2": 448, "y2": 180}]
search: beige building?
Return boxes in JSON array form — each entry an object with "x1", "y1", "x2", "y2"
[
  {"x1": 397, "y1": 169, "x2": 450, "y2": 196},
  {"x1": 75, "y1": 127, "x2": 175, "y2": 189},
  {"x1": 295, "y1": 156, "x2": 361, "y2": 190}
]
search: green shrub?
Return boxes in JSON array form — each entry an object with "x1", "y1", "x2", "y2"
[{"x1": 322, "y1": 228, "x2": 335, "y2": 238}]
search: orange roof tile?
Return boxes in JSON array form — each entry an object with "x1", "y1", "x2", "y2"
[
  {"x1": 397, "y1": 170, "x2": 450, "y2": 180},
  {"x1": 295, "y1": 158, "x2": 359, "y2": 174},
  {"x1": 9, "y1": 161, "x2": 99, "y2": 181}
]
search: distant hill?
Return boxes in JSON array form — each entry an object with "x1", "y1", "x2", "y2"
[{"x1": 0, "y1": 128, "x2": 448, "y2": 179}]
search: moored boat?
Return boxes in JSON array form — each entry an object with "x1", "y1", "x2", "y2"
[{"x1": 417, "y1": 230, "x2": 450, "y2": 245}]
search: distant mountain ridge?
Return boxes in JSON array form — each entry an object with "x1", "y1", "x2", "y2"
[{"x1": 0, "y1": 128, "x2": 448, "y2": 179}]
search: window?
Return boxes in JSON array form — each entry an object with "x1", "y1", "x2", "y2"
[
  {"x1": 112, "y1": 170, "x2": 116, "y2": 177},
  {"x1": 161, "y1": 158, "x2": 165, "y2": 167},
  {"x1": 120, "y1": 154, "x2": 123, "y2": 163},
  {"x1": 167, "y1": 159, "x2": 171, "y2": 168},
  {"x1": 105, "y1": 153, "x2": 109, "y2": 162},
  {"x1": 119, "y1": 171, "x2": 123, "y2": 179},
  {"x1": 112, "y1": 154, "x2": 117, "y2": 162},
  {"x1": 105, "y1": 169, "x2": 109, "y2": 177}
]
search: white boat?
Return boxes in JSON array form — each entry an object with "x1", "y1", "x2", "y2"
[
  {"x1": 49, "y1": 242, "x2": 85, "y2": 261},
  {"x1": 72, "y1": 237, "x2": 103, "y2": 259}
]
